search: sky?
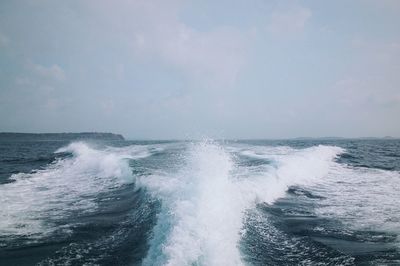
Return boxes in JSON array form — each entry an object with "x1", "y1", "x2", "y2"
[{"x1": 0, "y1": 0, "x2": 399, "y2": 139}]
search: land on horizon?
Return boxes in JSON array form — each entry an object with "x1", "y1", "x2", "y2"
[{"x1": 0, "y1": 132, "x2": 125, "y2": 141}]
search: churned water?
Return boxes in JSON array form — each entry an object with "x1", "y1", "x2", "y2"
[{"x1": 0, "y1": 138, "x2": 399, "y2": 265}]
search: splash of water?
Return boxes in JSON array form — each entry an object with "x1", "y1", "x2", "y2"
[
  {"x1": 0, "y1": 142, "x2": 150, "y2": 237},
  {"x1": 140, "y1": 142, "x2": 343, "y2": 265}
]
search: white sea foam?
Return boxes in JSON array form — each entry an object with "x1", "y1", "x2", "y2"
[
  {"x1": 312, "y1": 164, "x2": 400, "y2": 234},
  {"x1": 141, "y1": 142, "x2": 344, "y2": 265},
  {"x1": 141, "y1": 142, "x2": 244, "y2": 265},
  {"x1": 241, "y1": 144, "x2": 400, "y2": 246},
  {"x1": 0, "y1": 142, "x2": 151, "y2": 238},
  {"x1": 237, "y1": 145, "x2": 344, "y2": 204}
]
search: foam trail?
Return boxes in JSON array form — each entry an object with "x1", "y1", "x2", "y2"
[
  {"x1": 238, "y1": 145, "x2": 345, "y2": 204},
  {"x1": 0, "y1": 142, "x2": 150, "y2": 238},
  {"x1": 312, "y1": 164, "x2": 400, "y2": 234},
  {"x1": 141, "y1": 142, "x2": 344, "y2": 266},
  {"x1": 141, "y1": 142, "x2": 244, "y2": 265}
]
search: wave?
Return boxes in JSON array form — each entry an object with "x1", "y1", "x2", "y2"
[
  {"x1": 2, "y1": 139, "x2": 397, "y2": 264},
  {"x1": 140, "y1": 141, "x2": 344, "y2": 265},
  {"x1": 237, "y1": 144, "x2": 344, "y2": 204},
  {"x1": 312, "y1": 165, "x2": 400, "y2": 233},
  {"x1": 0, "y1": 142, "x2": 151, "y2": 239}
]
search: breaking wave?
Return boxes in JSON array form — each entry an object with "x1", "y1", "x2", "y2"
[
  {"x1": 0, "y1": 142, "x2": 151, "y2": 238},
  {"x1": 2, "y1": 139, "x2": 399, "y2": 265},
  {"x1": 140, "y1": 141, "x2": 344, "y2": 265}
]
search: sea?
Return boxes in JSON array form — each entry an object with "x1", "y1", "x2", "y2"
[{"x1": 0, "y1": 138, "x2": 399, "y2": 265}]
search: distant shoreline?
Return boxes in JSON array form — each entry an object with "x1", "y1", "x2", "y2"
[{"x1": 0, "y1": 132, "x2": 125, "y2": 141}]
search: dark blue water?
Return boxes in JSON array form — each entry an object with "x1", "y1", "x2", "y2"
[{"x1": 0, "y1": 138, "x2": 399, "y2": 265}]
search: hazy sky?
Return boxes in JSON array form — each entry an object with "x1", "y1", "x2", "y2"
[{"x1": 1, "y1": 0, "x2": 399, "y2": 139}]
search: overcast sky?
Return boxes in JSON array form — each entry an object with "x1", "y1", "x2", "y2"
[{"x1": 0, "y1": 0, "x2": 399, "y2": 139}]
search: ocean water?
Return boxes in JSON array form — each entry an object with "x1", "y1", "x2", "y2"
[{"x1": 0, "y1": 138, "x2": 399, "y2": 265}]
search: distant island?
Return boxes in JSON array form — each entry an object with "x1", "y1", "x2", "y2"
[{"x1": 0, "y1": 132, "x2": 125, "y2": 141}]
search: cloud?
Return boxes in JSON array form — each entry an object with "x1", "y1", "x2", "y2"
[
  {"x1": 135, "y1": 25, "x2": 247, "y2": 88},
  {"x1": 324, "y1": 38, "x2": 400, "y2": 129},
  {"x1": 333, "y1": 77, "x2": 400, "y2": 109},
  {"x1": 351, "y1": 39, "x2": 400, "y2": 72},
  {"x1": 327, "y1": 37, "x2": 400, "y2": 110},
  {"x1": 84, "y1": 0, "x2": 248, "y2": 88},
  {"x1": 30, "y1": 63, "x2": 66, "y2": 82},
  {"x1": 11, "y1": 62, "x2": 67, "y2": 112},
  {"x1": 267, "y1": 5, "x2": 312, "y2": 36},
  {"x1": 15, "y1": 62, "x2": 66, "y2": 90}
]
